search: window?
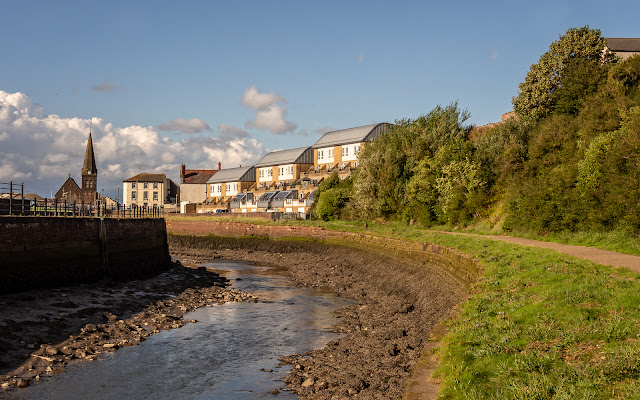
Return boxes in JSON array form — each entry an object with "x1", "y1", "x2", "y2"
[
  {"x1": 319, "y1": 150, "x2": 324, "y2": 160},
  {"x1": 143, "y1": 191, "x2": 148, "y2": 200},
  {"x1": 329, "y1": 149, "x2": 333, "y2": 157},
  {"x1": 260, "y1": 169, "x2": 264, "y2": 177},
  {"x1": 131, "y1": 182, "x2": 137, "y2": 189},
  {"x1": 153, "y1": 182, "x2": 158, "y2": 189},
  {"x1": 268, "y1": 169, "x2": 272, "y2": 177},
  {"x1": 343, "y1": 146, "x2": 349, "y2": 157},
  {"x1": 153, "y1": 192, "x2": 158, "y2": 201},
  {"x1": 143, "y1": 182, "x2": 149, "y2": 189},
  {"x1": 131, "y1": 191, "x2": 136, "y2": 200},
  {"x1": 355, "y1": 144, "x2": 361, "y2": 156},
  {"x1": 226, "y1": 184, "x2": 230, "y2": 191}
]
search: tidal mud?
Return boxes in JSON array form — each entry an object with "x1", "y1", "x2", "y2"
[
  {"x1": 0, "y1": 261, "x2": 259, "y2": 391},
  {"x1": 170, "y1": 235, "x2": 468, "y2": 399}
]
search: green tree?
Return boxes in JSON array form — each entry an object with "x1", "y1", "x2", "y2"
[{"x1": 513, "y1": 26, "x2": 615, "y2": 120}]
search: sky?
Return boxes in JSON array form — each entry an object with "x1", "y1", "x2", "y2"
[{"x1": 1, "y1": 0, "x2": 639, "y2": 199}]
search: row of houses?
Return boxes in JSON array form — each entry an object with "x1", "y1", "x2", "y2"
[{"x1": 122, "y1": 123, "x2": 389, "y2": 216}]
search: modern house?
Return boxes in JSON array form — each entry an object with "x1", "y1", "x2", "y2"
[
  {"x1": 122, "y1": 173, "x2": 179, "y2": 208},
  {"x1": 202, "y1": 166, "x2": 256, "y2": 213},
  {"x1": 312, "y1": 123, "x2": 388, "y2": 172},
  {"x1": 605, "y1": 38, "x2": 640, "y2": 61},
  {"x1": 254, "y1": 147, "x2": 314, "y2": 188}
]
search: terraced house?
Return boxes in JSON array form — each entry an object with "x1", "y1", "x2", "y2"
[
  {"x1": 310, "y1": 123, "x2": 388, "y2": 180},
  {"x1": 201, "y1": 166, "x2": 255, "y2": 213},
  {"x1": 188, "y1": 123, "x2": 389, "y2": 217}
]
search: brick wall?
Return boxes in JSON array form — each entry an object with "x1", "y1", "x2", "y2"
[{"x1": 0, "y1": 217, "x2": 170, "y2": 293}]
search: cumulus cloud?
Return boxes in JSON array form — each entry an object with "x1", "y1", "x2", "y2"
[
  {"x1": 245, "y1": 105, "x2": 297, "y2": 134},
  {"x1": 158, "y1": 118, "x2": 211, "y2": 134},
  {"x1": 218, "y1": 123, "x2": 249, "y2": 139},
  {"x1": 241, "y1": 85, "x2": 297, "y2": 135},
  {"x1": 0, "y1": 91, "x2": 264, "y2": 198},
  {"x1": 91, "y1": 82, "x2": 119, "y2": 92},
  {"x1": 241, "y1": 85, "x2": 286, "y2": 110}
]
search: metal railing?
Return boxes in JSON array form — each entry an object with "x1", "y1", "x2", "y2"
[{"x1": 1, "y1": 182, "x2": 164, "y2": 218}]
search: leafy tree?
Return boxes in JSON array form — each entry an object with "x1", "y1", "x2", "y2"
[
  {"x1": 513, "y1": 26, "x2": 615, "y2": 120},
  {"x1": 351, "y1": 103, "x2": 472, "y2": 220}
]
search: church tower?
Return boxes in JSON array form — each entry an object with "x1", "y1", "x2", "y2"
[{"x1": 81, "y1": 131, "x2": 98, "y2": 204}]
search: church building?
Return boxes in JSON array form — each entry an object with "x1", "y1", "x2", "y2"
[{"x1": 55, "y1": 132, "x2": 99, "y2": 205}]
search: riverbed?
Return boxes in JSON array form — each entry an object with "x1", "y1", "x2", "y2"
[{"x1": 2, "y1": 261, "x2": 353, "y2": 399}]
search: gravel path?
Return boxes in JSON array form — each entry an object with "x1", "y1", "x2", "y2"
[{"x1": 442, "y1": 232, "x2": 640, "y2": 272}]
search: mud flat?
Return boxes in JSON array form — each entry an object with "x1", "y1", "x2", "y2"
[
  {"x1": 169, "y1": 234, "x2": 471, "y2": 399},
  {"x1": 0, "y1": 261, "x2": 259, "y2": 391}
]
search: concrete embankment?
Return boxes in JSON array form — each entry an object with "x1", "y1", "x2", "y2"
[
  {"x1": 168, "y1": 221, "x2": 482, "y2": 398},
  {"x1": 0, "y1": 217, "x2": 171, "y2": 294}
]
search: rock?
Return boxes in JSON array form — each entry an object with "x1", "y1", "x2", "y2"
[
  {"x1": 103, "y1": 343, "x2": 118, "y2": 349},
  {"x1": 16, "y1": 378, "x2": 29, "y2": 388},
  {"x1": 301, "y1": 378, "x2": 315, "y2": 388}
]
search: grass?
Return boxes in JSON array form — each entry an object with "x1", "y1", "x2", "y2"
[{"x1": 168, "y1": 215, "x2": 640, "y2": 398}]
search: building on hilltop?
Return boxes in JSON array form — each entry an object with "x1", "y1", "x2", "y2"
[
  {"x1": 605, "y1": 38, "x2": 640, "y2": 61},
  {"x1": 122, "y1": 173, "x2": 179, "y2": 208},
  {"x1": 179, "y1": 162, "x2": 221, "y2": 211},
  {"x1": 55, "y1": 132, "x2": 98, "y2": 205}
]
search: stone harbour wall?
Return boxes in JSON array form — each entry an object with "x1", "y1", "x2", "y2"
[{"x1": 0, "y1": 217, "x2": 171, "y2": 294}]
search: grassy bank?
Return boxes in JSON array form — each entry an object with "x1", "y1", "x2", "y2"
[{"x1": 167, "y1": 215, "x2": 640, "y2": 398}]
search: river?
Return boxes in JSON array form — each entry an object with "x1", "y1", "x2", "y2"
[{"x1": 7, "y1": 261, "x2": 354, "y2": 400}]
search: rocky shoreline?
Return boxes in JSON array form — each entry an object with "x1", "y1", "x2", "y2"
[
  {"x1": 0, "y1": 261, "x2": 260, "y2": 391},
  {"x1": 170, "y1": 235, "x2": 467, "y2": 399}
]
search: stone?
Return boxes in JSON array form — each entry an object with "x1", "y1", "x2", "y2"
[{"x1": 301, "y1": 378, "x2": 314, "y2": 388}]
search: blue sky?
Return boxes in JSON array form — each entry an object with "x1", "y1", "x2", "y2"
[{"x1": 1, "y1": 0, "x2": 639, "y2": 198}]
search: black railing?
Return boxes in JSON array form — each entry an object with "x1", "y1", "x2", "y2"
[{"x1": 1, "y1": 182, "x2": 164, "y2": 218}]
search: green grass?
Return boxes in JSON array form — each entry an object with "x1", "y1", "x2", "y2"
[{"x1": 170, "y1": 216, "x2": 640, "y2": 399}]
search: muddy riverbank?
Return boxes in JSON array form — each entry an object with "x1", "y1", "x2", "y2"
[
  {"x1": 169, "y1": 235, "x2": 469, "y2": 399},
  {"x1": 0, "y1": 261, "x2": 259, "y2": 391}
]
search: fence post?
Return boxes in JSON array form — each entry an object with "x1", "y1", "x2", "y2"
[{"x1": 21, "y1": 182, "x2": 24, "y2": 215}]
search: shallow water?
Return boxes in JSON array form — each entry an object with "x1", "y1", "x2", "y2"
[{"x1": 9, "y1": 261, "x2": 353, "y2": 400}]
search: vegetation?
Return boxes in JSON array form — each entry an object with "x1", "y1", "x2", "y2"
[{"x1": 310, "y1": 26, "x2": 640, "y2": 242}]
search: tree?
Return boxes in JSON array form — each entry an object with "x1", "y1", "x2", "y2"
[{"x1": 513, "y1": 26, "x2": 615, "y2": 120}]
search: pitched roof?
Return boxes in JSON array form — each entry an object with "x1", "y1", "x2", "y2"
[
  {"x1": 82, "y1": 132, "x2": 97, "y2": 175},
  {"x1": 123, "y1": 173, "x2": 166, "y2": 183},
  {"x1": 182, "y1": 170, "x2": 218, "y2": 184},
  {"x1": 206, "y1": 166, "x2": 255, "y2": 184},
  {"x1": 254, "y1": 147, "x2": 313, "y2": 167},
  {"x1": 312, "y1": 123, "x2": 388, "y2": 148},
  {"x1": 605, "y1": 38, "x2": 640, "y2": 52}
]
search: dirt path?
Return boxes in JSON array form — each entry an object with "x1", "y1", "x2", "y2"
[{"x1": 441, "y1": 232, "x2": 640, "y2": 272}]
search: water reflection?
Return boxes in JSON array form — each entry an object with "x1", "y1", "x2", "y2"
[{"x1": 9, "y1": 261, "x2": 352, "y2": 400}]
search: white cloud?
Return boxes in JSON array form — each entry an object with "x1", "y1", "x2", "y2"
[
  {"x1": 240, "y1": 86, "x2": 297, "y2": 135},
  {"x1": 158, "y1": 118, "x2": 211, "y2": 134},
  {"x1": 241, "y1": 85, "x2": 286, "y2": 110},
  {"x1": 245, "y1": 105, "x2": 297, "y2": 134},
  {"x1": 0, "y1": 91, "x2": 264, "y2": 198},
  {"x1": 217, "y1": 123, "x2": 249, "y2": 139}
]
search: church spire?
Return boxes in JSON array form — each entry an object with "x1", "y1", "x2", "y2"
[{"x1": 82, "y1": 131, "x2": 97, "y2": 175}]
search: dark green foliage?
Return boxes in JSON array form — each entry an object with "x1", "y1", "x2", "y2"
[
  {"x1": 351, "y1": 102, "x2": 478, "y2": 224},
  {"x1": 513, "y1": 26, "x2": 615, "y2": 120},
  {"x1": 309, "y1": 172, "x2": 353, "y2": 221}
]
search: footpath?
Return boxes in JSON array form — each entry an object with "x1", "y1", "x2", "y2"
[{"x1": 442, "y1": 232, "x2": 640, "y2": 272}]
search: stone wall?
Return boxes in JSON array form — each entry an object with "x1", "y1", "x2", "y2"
[
  {"x1": 0, "y1": 217, "x2": 170, "y2": 293},
  {"x1": 166, "y1": 220, "x2": 480, "y2": 289}
]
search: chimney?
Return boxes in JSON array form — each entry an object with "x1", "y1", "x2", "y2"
[
  {"x1": 180, "y1": 164, "x2": 186, "y2": 182},
  {"x1": 218, "y1": 161, "x2": 221, "y2": 171}
]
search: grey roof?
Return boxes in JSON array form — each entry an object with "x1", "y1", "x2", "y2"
[
  {"x1": 206, "y1": 166, "x2": 255, "y2": 184},
  {"x1": 124, "y1": 173, "x2": 166, "y2": 183},
  {"x1": 313, "y1": 123, "x2": 389, "y2": 149},
  {"x1": 605, "y1": 38, "x2": 640, "y2": 52},
  {"x1": 255, "y1": 147, "x2": 313, "y2": 167}
]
